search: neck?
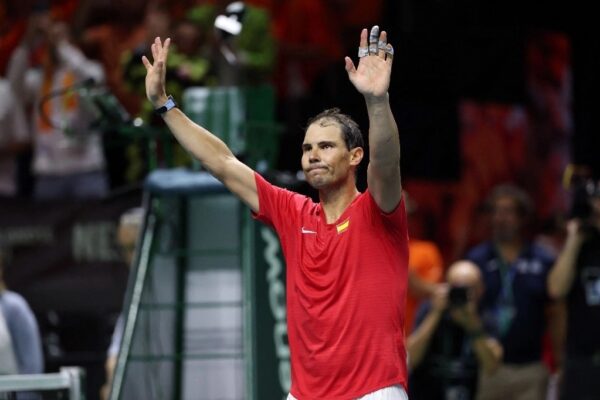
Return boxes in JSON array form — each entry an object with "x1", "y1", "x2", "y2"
[
  {"x1": 495, "y1": 238, "x2": 522, "y2": 263},
  {"x1": 318, "y1": 182, "x2": 360, "y2": 224}
]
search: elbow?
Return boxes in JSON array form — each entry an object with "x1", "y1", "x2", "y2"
[
  {"x1": 479, "y1": 339, "x2": 503, "y2": 376},
  {"x1": 547, "y1": 279, "x2": 567, "y2": 300},
  {"x1": 481, "y1": 357, "x2": 501, "y2": 376}
]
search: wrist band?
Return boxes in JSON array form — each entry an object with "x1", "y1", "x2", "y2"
[{"x1": 155, "y1": 95, "x2": 177, "y2": 115}]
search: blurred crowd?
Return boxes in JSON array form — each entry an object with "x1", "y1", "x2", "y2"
[
  {"x1": 1, "y1": 1, "x2": 600, "y2": 400},
  {"x1": 0, "y1": 0, "x2": 384, "y2": 199},
  {"x1": 405, "y1": 180, "x2": 600, "y2": 400}
]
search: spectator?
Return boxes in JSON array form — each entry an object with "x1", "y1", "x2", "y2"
[
  {"x1": 404, "y1": 191, "x2": 445, "y2": 332},
  {"x1": 466, "y1": 184, "x2": 558, "y2": 400},
  {"x1": 547, "y1": 176, "x2": 600, "y2": 399},
  {"x1": 121, "y1": 13, "x2": 216, "y2": 121},
  {"x1": 209, "y1": 1, "x2": 276, "y2": 86},
  {"x1": 408, "y1": 260, "x2": 502, "y2": 400},
  {"x1": 80, "y1": 0, "x2": 148, "y2": 117},
  {"x1": 100, "y1": 207, "x2": 145, "y2": 400},
  {"x1": 0, "y1": 77, "x2": 29, "y2": 197},
  {"x1": 7, "y1": 12, "x2": 108, "y2": 200},
  {"x1": 0, "y1": 247, "x2": 44, "y2": 375}
]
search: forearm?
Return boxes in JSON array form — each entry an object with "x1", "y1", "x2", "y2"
[
  {"x1": 407, "y1": 310, "x2": 442, "y2": 371},
  {"x1": 161, "y1": 108, "x2": 236, "y2": 179},
  {"x1": 472, "y1": 336, "x2": 502, "y2": 375},
  {"x1": 546, "y1": 301, "x2": 566, "y2": 369},
  {"x1": 365, "y1": 94, "x2": 400, "y2": 169},
  {"x1": 548, "y1": 235, "x2": 583, "y2": 298},
  {"x1": 408, "y1": 271, "x2": 437, "y2": 299}
]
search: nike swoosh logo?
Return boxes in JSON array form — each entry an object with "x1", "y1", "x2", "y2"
[{"x1": 301, "y1": 227, "x2": 317, "y2": 234}]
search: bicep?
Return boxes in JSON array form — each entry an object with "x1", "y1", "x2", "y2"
[{"x1": 221, "y1": 157, "x2": 259, "y2": 213}]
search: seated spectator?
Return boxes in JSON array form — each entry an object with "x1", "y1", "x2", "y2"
[
  {"x1": 100, "y1": 207, "x2": 145, "y2": 400},
  {"x1": 547, "y1": 174, "x2": 600, "y2": 399},
  {"x1": 0, "y1": 247, "x2": 44, "y2": 375},
  {"x1": 408, "y1": 260, "x2": 502, "y2": 400},
  {"x1": 466, "y1": 184, "x2": 558, "y2": 400},
  {"x1": 7, "y1": 12, "x2": 107, "y2": 200}
]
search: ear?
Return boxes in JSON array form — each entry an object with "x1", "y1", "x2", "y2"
[{"x1": 349, "y1": 147, "x2": 364, "y2": 167}]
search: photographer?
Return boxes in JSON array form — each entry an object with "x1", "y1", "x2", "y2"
[
  {"x1": 7, "y1": 10, "x2": 107, "y2": 200},
  {"x1": 548, "y1": 175, "x2": 600, "y2": 399},
  {"x1": 466, "y1": 184, "x2": 558, "y2": 400},
  {"x1": 408, "y1": 260, "x2": 503, "y2": 400}
]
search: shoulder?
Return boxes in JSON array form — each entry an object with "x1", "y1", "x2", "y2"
[
  {"x1": 0, "y1": 291, "x2": 33, "y2": 315},
  {"x1": 465, "y1": 241, "x2": 494, "y2": 264},
  {"x1": 253, "y1": 172, "x2": 315, "y2": 226},
  {"x1": 255, "y1": 172, "x2": 312, "y2": 205},
  {"x1": 529, "y1": 242, "x2": 555, "y2": 261},
  {"x1": 526, "y1": 242, "x2": 556, "y2": 271},
  {"x1": 362, "y1": 189, "x2": 406, "y2": 224}
]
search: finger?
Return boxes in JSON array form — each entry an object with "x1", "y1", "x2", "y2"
[
  {"x1": 151, "y1": 42, "x2": 158, "y2": 62},
  {"x1": 368, "y1": 25, "x2": 379, "y2": 55},
  {"x1": 344, "y1": 56, "x2": 356, "y2": 75},
  {"x1": 154, "y1": 36, "x2": 162, "y2": 56},
  {"x1": 378, "y1": 31, "x2": 387, "y2": 58},
  {"x1": 162, "y1": 37, "x2": 171, "y2": 61},
  {"x1": 385, "y1": 44, "x2": 394, "y2": 64},
  {"x1": 359, "y1": 28, "x2": 368, "y2": 49},
  {"x1": 141, "y1": 55, "x2": 152, "y2": 70}
]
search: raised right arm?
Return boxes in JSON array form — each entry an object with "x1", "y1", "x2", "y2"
[
  {"x1": 143, "y1": 37, "x2": 258, "y2": 213},
  {"x1": 548, "y1": 220, "x2": 585, "y2": 299}
]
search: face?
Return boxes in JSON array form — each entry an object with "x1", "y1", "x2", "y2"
[
  {"x1": 491, "y1": 196, "x2": 523, "y2": 242},
  {"x1": 118, "y1": 223, "x2": 140, "y2": 266},
  {"x1": 301, "y1": 122, "x2": 362, "y2": 190}
]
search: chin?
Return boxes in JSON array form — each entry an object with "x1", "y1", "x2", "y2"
[{"x1": 307, "y1": 178, "x2": 326, "y2": 189}]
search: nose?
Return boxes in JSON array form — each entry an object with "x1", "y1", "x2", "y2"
[{"x1": 308, "y1": 147, "x2": 320, "y2": 163}]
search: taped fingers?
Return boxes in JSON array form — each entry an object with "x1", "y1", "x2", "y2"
[
  {"x1": 358, "y1": 46, "x2": 369, "y2": 58},
  {"x1": 369, "y1": 25, "x2": 379, "y2": 55},
  {"x1": 377, "y1": 32, "x2": 387, "y2": 58},
  {"x1": 385, "y1": 44, "x2": 394, "y2": 61}
]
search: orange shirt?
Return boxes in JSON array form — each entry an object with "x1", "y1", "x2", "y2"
[{"x1": 406, "y1": 240, "x2": 444, "y2": 333}]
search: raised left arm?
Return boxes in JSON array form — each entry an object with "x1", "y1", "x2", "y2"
[{"x1": 345, "y1": 26, "x2": 400, "y2": 212}]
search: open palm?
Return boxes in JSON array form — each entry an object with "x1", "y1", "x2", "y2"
[
  {"x1": 345, "y1": 27, "x2": 394, "y2": 99},
  {"x1": 141, "y1": 37, "x2": 171, "y2": 106}
]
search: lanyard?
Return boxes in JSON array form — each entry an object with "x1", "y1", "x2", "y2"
[
  {"x1": 494, "y1": 247, "x2": 518, "y2": 337},
  {"x1": 497, "y1": 256, "x2": 517, "y2": 305}
]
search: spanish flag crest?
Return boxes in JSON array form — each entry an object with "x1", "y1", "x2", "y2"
[{"x1": 336, "y1": 218, "x2": 350, "y2": 234}]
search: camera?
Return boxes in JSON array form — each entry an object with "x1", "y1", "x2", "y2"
[
  {"x1": 448, "y1": 286, "x2": 469, "y2": 308},
  {"x1": 566, "y1": 165, "x2": 600, "y2": 221},
  {"x1": 214, "y1": 2, "x2": 246, "y2": 39}
]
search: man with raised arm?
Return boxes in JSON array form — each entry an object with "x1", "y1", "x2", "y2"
[{"x1": 142, "y1": 26, "x2": 408, "y2": 400}]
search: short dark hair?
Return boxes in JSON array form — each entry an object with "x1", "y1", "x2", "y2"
[
  {"x1": 486, "y1": 184, "x2": 534, "y2": 218},
  {"x1": 306, "y1": 108, "x2": 364, "y2": 150}
]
